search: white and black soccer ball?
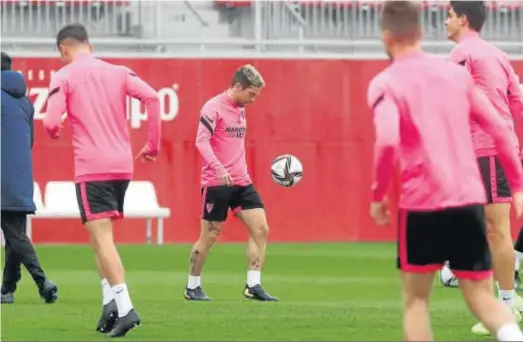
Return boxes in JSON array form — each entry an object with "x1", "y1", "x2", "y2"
[
  {"x1": 271, "y1": 154, "x2": 303, "y2": 187},
  {"x1": 439, "y1": 263, "x2": 459, "y2": 288}
]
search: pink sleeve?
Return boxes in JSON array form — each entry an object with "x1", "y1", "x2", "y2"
[
  {"x1": 124, "y1": 68, "x2": 161, "y2": 155},
  {"x1": 368, "y1": 76, "x2": 399, "y2": 202},
  {"x1": 195, "y1": 108, "x2": 226, "y2": 176},
  {"x1": 449, "y1": 45, "x2": 472, "y2": 72},
  {"x1": 469, "y1": 80, "x2": 523, "y2": 193},
  {"x1": 43, "y1": 72, "x2": 67, "y2": 138},
  {"x1": 504, "y1": 58, "x2": 523, "y2": 120}
]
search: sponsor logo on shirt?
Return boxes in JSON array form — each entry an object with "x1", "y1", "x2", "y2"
[{"x1": 225, "y1": 126, "x2": 246, "y2": 138}]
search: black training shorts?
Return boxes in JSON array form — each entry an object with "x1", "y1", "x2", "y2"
[
  {"x1": 75, "y1": 180, "x2": 130, "y2": 224},
  {"x1": 477, "y1": 156, "x2": 511, "y2": 204},
  {"x1": 397, "y1": 204, "x2": 492, "y2": 280},
  {"x1": 200, "y1": 184, "x2": 264, "y2": 222}
]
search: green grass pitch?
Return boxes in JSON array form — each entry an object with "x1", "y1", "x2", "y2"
[{"x1": 1, "y1": 243, "x2": 495, "y2": 340}]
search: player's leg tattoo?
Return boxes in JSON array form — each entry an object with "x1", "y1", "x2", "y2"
[
  {"x1": 189, "y1": 250, "x2": 200, "y2": 274},
  {"x1": 251, "y1": 257, "x2": 261, "y2": 270},
  {"x1": 207, "y1": 221, "x2": 221, "y2": 234},
  {"x1": 188, "y1": 220, "x2": 222, "y2": 276},
  {"x1": 238, "y1": 209, "x2": 269, "y2": 272}
]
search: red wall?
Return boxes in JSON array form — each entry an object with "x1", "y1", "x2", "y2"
[{"x1": 13, "y1": 58, "x2": 523, "y2": 244}]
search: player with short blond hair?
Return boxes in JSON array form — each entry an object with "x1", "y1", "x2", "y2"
[{"x1": 184, "y1": 65, "x2": 277, "y2": 302}]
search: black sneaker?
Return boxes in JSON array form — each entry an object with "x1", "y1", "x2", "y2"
[
  {"x1": 39, "y1": 280, "x2": 58, "y2": 304},
  {"x1": 1, "y1": 292, "x2": 14, "y2": 304},
  {"x1": 106, "y1": 309, "x2": 141, "y2": 338},
  {"x1": 243, "y1": 284, "x2": 278, "y2": 302},
  {"x1": 184, "y1": 286, "x2": 211, "y2": 301},
  {"x1": 96, "y1": 299, "x2": 118, "y2": 333}
]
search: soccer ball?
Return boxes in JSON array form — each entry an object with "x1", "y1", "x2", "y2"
[
  {"x1": 439, "y1": 263, "x2": 459, "y2": 288},
  {"x1": 271, "y1": 154, "x2": 303, "y2": 187}
]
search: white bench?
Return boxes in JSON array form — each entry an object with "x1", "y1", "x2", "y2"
[
  {"x1": 27, "y1": 181, "x2": 170, "y2": 245},
  {"x1": 124, "y1": 181, "x2": 170, "y2": 245}
]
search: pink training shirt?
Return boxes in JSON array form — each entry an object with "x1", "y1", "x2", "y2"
[
  {"x1": 196, "y1": 92, "x2": 251, "y2": 187},
  {"x1": 368, "y1": 51, "x2": 523, "y2": 210},
  {"x1": 43, "y1": 54, "x2": 161, "y2": 183},
  {"x1": 449, "y1": 31, "x2": 523, "y2": 157}
]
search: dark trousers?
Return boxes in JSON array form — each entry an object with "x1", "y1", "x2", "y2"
[{"x1": 1, "y1": 211, "x2": 46, "y2": 293}]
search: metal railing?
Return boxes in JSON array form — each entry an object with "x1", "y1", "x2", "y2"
[{"x1": 1, "y1": 0, "x2": 522, "y2": 56}]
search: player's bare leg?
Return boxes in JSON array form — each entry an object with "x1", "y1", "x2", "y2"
[
  {"x1": 471, "y1": 203, "x2": 522, "y2": 335},
  {"x1": 401, "y1": 271, "x2": 434, "y2": 341},
  {"x1": 85, "y1": 218, "x2": 140, "y2": 337},
  {"x1": 461, "y1": 277, "x2": 523, "y2": 340},
  {"x1": 95, "y1": 255, "x2": 117, "y2": 333},
  {"x1": 184, "y1": 220, "x2": 223, "y2": 301},
  {"x1": 237, "y1": 208, "x2": 278, "y2": 301},
  {"x1": 486, "y1": 204, "x2": 519, "y2": 302}
]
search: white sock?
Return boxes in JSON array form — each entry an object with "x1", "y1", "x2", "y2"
[
  {"x1": 187, "y1": 275, "x2": 201, "y2": 289},
  {"x1": 497, "y1": 323, "x2": 523, "y2": 341},
  {"x1": 500, "y1": 289, "x2": 515, "y2": 306},
  {"x1": 101, "y1": 279, "x2": 114, "y2": 305},
  {"x1": 247, "y1": 271, "x2": 261, "y2": 287},
  {"x1": 112, "y1": 283, "x2": 133, "y2": 317},
  {"x1": 516, "y1": 256, "x2": 521, "y2": 272},
  {"x1": 517, "y1": 251, "x2": 523, "y2": 261}
]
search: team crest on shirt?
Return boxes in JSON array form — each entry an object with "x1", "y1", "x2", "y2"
[{"x1": 206, "y1": 203, "x2": 214, "y2": 213}]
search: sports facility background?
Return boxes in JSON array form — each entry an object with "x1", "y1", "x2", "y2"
[
  {"x1": 2, "y1": 1, "x2": 523, "y2": 341},
  {"x1": 2, "y1": 0, "x2": 523, "y2": 245}
]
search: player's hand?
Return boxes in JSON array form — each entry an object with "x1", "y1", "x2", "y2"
[
  {"x1": 135, "y1": 145, "x2": 157, "y2": 162},
  {"x1": 513, "y1": 191, "x2": 523, "y2": 218},
  {"x1": 219, "y1": 172, "x2": 233, "y2": 187},
  {"x1": 370, "y1": 199, "x2": 391, "y2": 225}
]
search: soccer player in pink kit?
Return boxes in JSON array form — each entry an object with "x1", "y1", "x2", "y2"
[
  {"x1": 445, "y1": 1, "x2": 523, "y2": 335},
  {"x1": 43, "y1": 24, "x2": 161, "y2": 338},
  {"x1": 184, "y1": 65, "x2": 277, "y2": 302},
  {"x1": 369, "y1": 1, "x2": 523, "y2": 340}
]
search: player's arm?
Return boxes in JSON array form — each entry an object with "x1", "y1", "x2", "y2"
[
  {"x1": 124, "y1": 68, "x2": 161, "y2": 156},
  {"x1": 505, "y1": 58, "x2": 523, "y2": 120},
  {"x1": 195, "y1": 109, "x2": 227, "y2": 176},
  {"x1": 368, "y1": 78, "x2": 399, "y2": 202},
  {"x1": 449, "y1": 46, "x2": 472, "y2": 72},
  {"x1": 43, "y1": 73, "x2": 67, "y2": 139},
  {"x1": 469, "y1": 83, "x2": 523, "y2": 193}
]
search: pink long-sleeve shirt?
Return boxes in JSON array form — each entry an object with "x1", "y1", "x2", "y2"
[
  {"x1": 368, "y1": 51, "x2": 523, "y2": 210},
  {"x1": 195, "y1": 92, "x2": 251, "y2": 187},
  {"x1": 449, "y1": 31, "x2": 523, "y2": 157},
  {"x1": 43, "y1": 54, "x2": 161, "y2": 182}
]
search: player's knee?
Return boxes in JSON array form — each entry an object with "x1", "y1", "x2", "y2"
[
  {"x1": 486, "y1": 221, "x2": 511, "y2": 244},
  {"x1": 250, "y1": 222, "x2": 269, "y2": 240},
  {"x1": 199, "y1": 220, "x2": 222, "y2": 244},
  {"x1": 403, "y1": 291, "x2": 429, "y2": 311},
  {"x1": 204, "y1": 231, "x2": 220, "y2": 245},
  {"x1": 460, "y1": 277, "x2": 493, "y2": 303}
]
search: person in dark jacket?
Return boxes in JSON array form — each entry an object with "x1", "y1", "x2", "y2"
[{"x1": 1, "y1": 52, "x2": 58, "y2": 304}]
